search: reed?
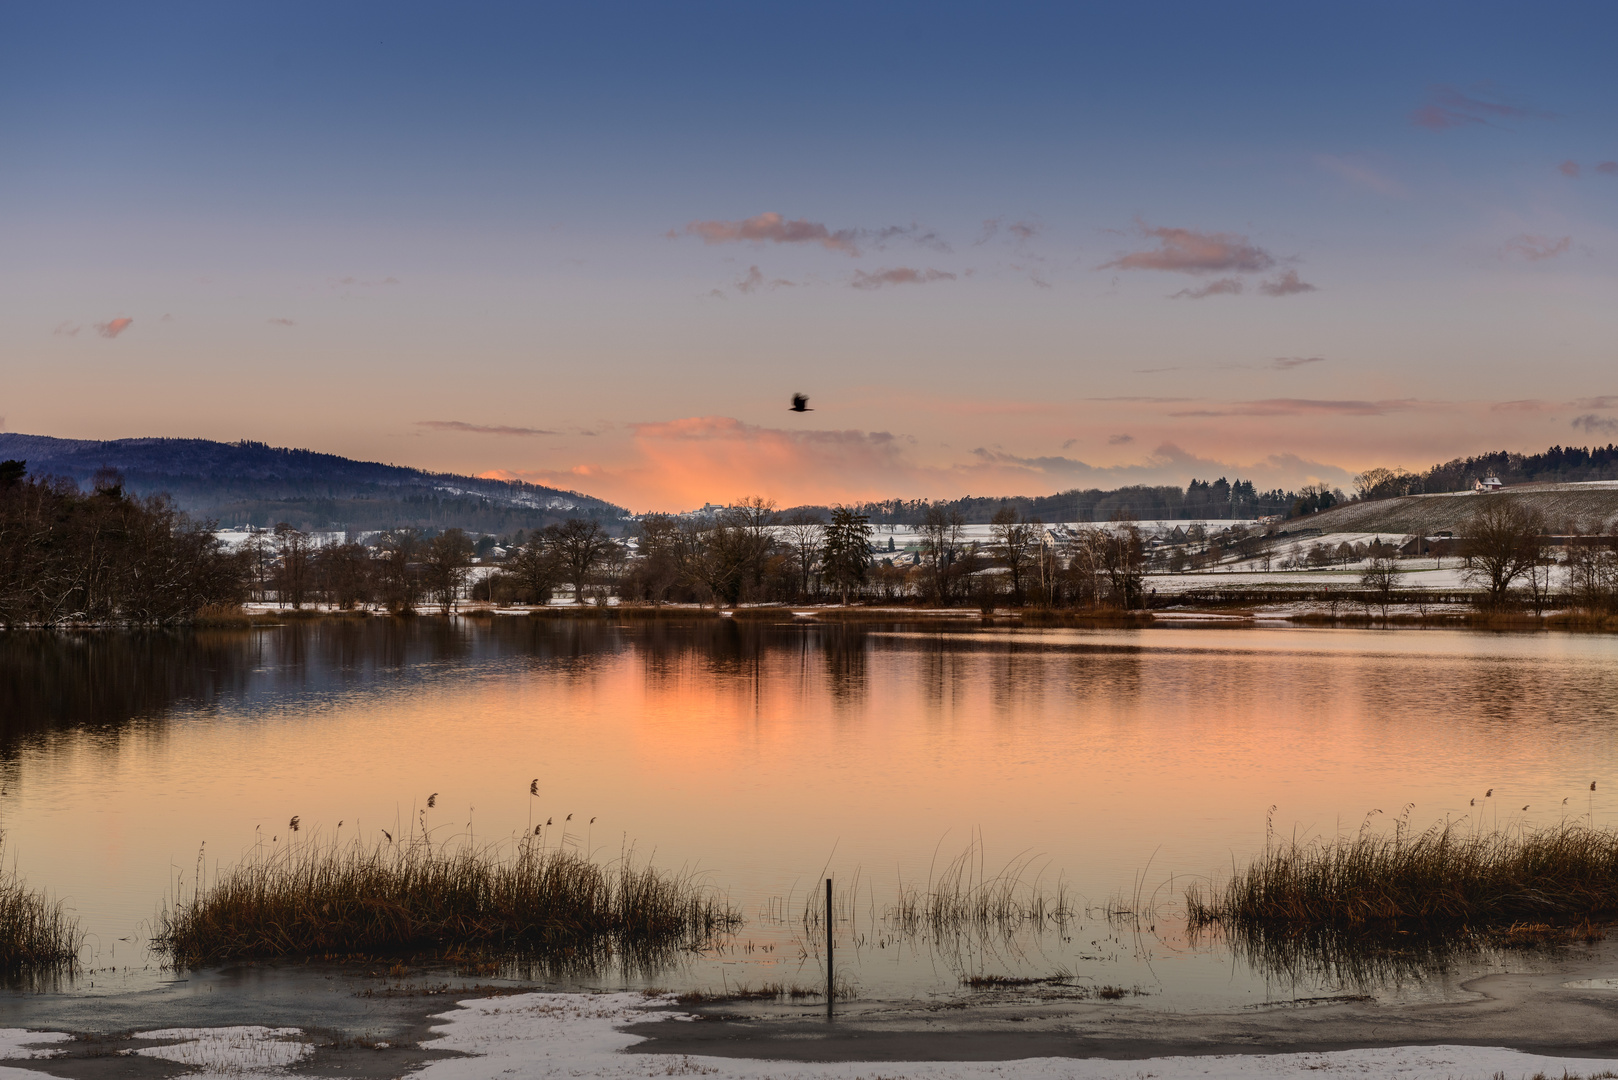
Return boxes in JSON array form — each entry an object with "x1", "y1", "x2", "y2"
[
  {"x1": 154, "y1": 835, "x2": 739, "y2": 967},
  {"x1": 0, "y1": 860, "x2": 81, "y2": 975},
  {"x1": 1187, "y1": 820, "x2": 1618, "y2": 936}
]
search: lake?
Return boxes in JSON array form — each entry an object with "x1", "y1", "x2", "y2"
[{"x1": 3, "y1": 616, "x2": 1616, "y2": 1007}]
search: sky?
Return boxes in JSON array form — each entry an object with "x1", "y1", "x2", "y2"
[{"x1": 3, "y1": 1, "x2": 1617, "y2": 512}]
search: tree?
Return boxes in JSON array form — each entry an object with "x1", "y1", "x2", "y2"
[
  {"x1": 376, "y1": 528, "x2": 424, "y2": 613},
  {"x1": 918, "y1": 505, "x2": 965, "y2": 605},
  {"x1": 780, "y1": 511, "x2": 824, "y2": 600},
  {"x1": 506, "y1": 532, "x2": 560, "y2": 605},
  {"x1": 314, "y1": 541, "x2": 374, "y2": 609},
  {"x1": 547, "y1": 518, "x2": 615, "y2": 605},
  {"x1": 1098, "y1": 525, "x2": 1147, "y2": 608},
  {"x1": 1461, "y1": 499, "x2": 1545, "y2": 609},
  {"x1": 1566, "y1": 525, "x2": 1618, "y2": 614},
  {"x1": 423, "y1": 528, "x2": 474, "y2": 613},
  {"x1": 821, "y1": 506, "x2": 871, "y2": 604},
  {"x1": 991, "y1": 506, "x2": 1039, "y2": 607},
  {"x1": 272, "y1": 523, "x2": 312, "y2": 609},
  {"x1": 1360, "y1": 554, "x2": 1398, "y2": 616}
]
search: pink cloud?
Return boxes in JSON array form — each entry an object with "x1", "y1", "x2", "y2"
[
  {"x1": 685, "y1": 212, "x2": 860, "y2": 254},
  {"x1": 1503, "y1": 234, "x2": 1571, "y2": 261},
  {"x1": 1559, "y1": 160, "x2": 1582, "y2": 177},
  {"x1": 1411, "y1": 85, "x2": 1555, "y2": 130},
  {"x1": 851, "y1": 267, "x2": 955, "y2": 290},
  {"x1": 1170, "y1": 278, "x2": 1242, "y2": 300},
  {"x1": 1103, "y1": 224, "x2": 1274, "y2": 275},
  {"x1": 1599, "y1": 162, "x2": 1618, "y2": 175},
  {"x1": 96, "y1": 317, "x2": 133, "y2": 338},
  {"x1": 1258, "y1": 270, "x2": 1318, "y2": 296}
]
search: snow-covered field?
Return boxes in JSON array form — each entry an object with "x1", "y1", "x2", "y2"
[{"x1": 4, "y1": 993, "x2": 1618, "y2": 1079}]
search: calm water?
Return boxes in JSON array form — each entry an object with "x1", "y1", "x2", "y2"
[{"x1": 4, "y1": 617, "x2": 1617, "y2": 1007}]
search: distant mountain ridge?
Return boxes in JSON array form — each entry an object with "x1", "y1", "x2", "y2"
[{"x1": 0, "y1": 434, "x2": 626, "y2": 534}]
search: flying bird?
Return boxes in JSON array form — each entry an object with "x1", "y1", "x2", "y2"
[{"x1": 790, "y1": 393, "x2": 812, "y2": 412}]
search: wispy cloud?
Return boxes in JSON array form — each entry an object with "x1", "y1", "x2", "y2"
[
  {"x1": 1258, "y1": 270, "x2": 1318, "y2": 296},
  {"x1": 851, "y1": 267, "x2": 955, "y2": 290},
  {"x1": 683, "y1": 212, "x2": 860, "y2": 255},
  {"x1": 1272, "y1": 356, "x2": 1326, "y2": 370},
  {"x1": 1572, "y1": 414, "x2": 1618, "y2": 435},
  {"x1": 1103, "y1": 223, "x2": 1274, "y2": 275},
  {"x1": 1411, "y1": 85, "x2": 1555, "y2": 130},
  {"x1": 1170, "y1": 277, "x2": 1243, "y2": 299},
  {"x1": 1559, "y1": 160, "x2": 1582, "y2": 177},
  {"x1": 1599, "y1": 162, "x2": 1618, "y2": 175},
  {"x1": 268, "y1": 317, "x2": 295, "y2": 326},
  {"x1": 53, "y1": 321, "x2": 80, "y2": 337},
  {"x1": 1314, "y1": 155, "x2": 1406, "y2": 197},
  {"x1": 416, "y1": 420, "x2": 557, "y2": 436},
  {"x1": 1503, "y1": 234, "x2": 1572, "y2": 261},
  {"x1": 732, "y1": 265, "x2": 797, "y2": 295},
  {"x1": 1169, "y1": 398, "x2": 1415, "y2": 418},
  {"x1": 96, "y1": 317, "x2": 133, "y2": 338},
  {"x1": 1108, "y1": 433, "x2": 1134, "y2": 445},
  {"x1": 682, "y1": 213, "x2": 949, "y2": 257}
]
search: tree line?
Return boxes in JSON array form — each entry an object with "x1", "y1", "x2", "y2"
[{"x1": 1355, "y1": 443, "x2": 1618, "y2": 502}]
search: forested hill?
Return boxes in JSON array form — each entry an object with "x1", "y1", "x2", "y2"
[{"x1": 0, "y1": 434, "x2": 627, "y2": 534}]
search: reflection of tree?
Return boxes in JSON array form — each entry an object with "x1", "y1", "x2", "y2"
[{"x1": 819, "y1": 625, "x2": 868, "y2": 707}]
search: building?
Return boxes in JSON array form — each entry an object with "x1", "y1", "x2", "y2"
[{"x1": 1474, "y1": 476, "x2": 1504, "y2": 493}]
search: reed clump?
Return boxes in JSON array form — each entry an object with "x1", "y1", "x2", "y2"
[
  {"x1": 155, "y1": 837, "x2": 739, "y2": 967},
  {"x1": 1187, "y1": 821, "x2": 1618, "y2": 937},
  {"x1": 0, "y1": 863, "x2": 81, "y2": 975}
]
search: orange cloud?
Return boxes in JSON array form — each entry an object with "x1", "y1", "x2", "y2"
[
  {"x1": 96, "y1": 317, "x2": 133, "y2": 338},
  {"x1": 1103, "y1": 223, "x2": 1274, "y2": 275}
]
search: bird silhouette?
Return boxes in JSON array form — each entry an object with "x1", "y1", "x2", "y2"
[{"x1": 790, "y1": 393, "x2": 812, "y2": 412}]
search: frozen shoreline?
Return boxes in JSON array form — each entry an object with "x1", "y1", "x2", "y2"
[{"x1": 7, "y1": 985, "x2": 1618, "y2": 1079}]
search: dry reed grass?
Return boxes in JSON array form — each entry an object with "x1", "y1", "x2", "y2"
[
  {"x1": 1187, "y1": 820, "x2": 1618, "y2": 936},
  {"x1": 0, "y1": 856, "x2": 81, "y2": 975},
  {"x1": 155, "y1": 834, "x2": 739, "y2": 967}
]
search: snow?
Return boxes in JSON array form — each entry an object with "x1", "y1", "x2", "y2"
[
  {"x1": 402, "y1": 992, "x2": 1618, "y2": 1080},
  {"x1": 5, "y1": 995, "x2": 1618, "y2": 1079},
  {"x1": 0, "y1": 1029, "x2": 69, "y2": 1059},
  {"x1": 131, "y1": 1025, "x2": 311, "y2": 1074}
]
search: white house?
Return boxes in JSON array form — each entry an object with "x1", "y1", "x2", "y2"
[{"x1": 1474, "y1": 476, "x2": 1504, "y2": 492}]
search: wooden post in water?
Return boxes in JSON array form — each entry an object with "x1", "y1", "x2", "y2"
[{"x1": 825, "y1": 877, "x2": 834, "y2": 1011}]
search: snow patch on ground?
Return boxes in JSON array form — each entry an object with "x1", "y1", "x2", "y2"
[
  {"x1": 0, "y1": 1030, "x2": 69, "y2": 1059},
  {"x1": 132, "y1": 1025, "x2": 311, "y2": 1074},
  {"x1": 403, "y1": 992, "x2": 1618, "y2": 1080}
]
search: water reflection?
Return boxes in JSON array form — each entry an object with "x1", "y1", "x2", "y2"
[{"x1": 2, "y1": 619, "x2": 1616, "y2": 1006}]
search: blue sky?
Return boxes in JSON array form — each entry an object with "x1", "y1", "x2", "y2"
[{"x1": 4, "y1": 2, "x2": 1616, "y2": 509}]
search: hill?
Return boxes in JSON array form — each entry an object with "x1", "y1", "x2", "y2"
[
  {"x1": 1285, "y1": 482, "x2": 1618, "y2": 538},
  {"x1": 0, "y1": 434, "x2": 627, "y2": 535}
]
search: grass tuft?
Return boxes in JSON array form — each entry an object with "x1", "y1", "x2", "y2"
[
  {"x1": 154, "y1": 836, "x2": 739, "y2": 967},
  {"x1": 0, "y1": 858, "x2": 81, "y2": 976},
  {"x1": 1188, "y1": 820, "x2": 1618, "y2": 937}
]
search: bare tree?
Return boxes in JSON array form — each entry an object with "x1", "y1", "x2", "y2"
[
  {"x1": 1462, "y1": 499, "x2": 1545, "y2": 610},
  {"x1": 507, "y1": 532, "x2": 560, "y2": 605},
  {"x1": 990, "y1": 506, "x2": 1038, "y2": 607},
  {"x1": 423, "y1": 528, "x2": 474, "y2": 613},
  {"x1": 273, "y1": 523, "x2": 312, "y2": 610},
  {"x1": 377, "y1": 528, "x2": 425, "y2": 613},
  {"x1": 918, "y1": 505, "x2": 965, "y2": 605},
  {"x1": 1360, "y1": 554, "x2": 1398, "y2": 617},
  {"x1": 546, "y1": 518, "x2": 616, "y2": 605},
  {"x1": 780, "y1": 511, "x2": 824, "y2": 600}
]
